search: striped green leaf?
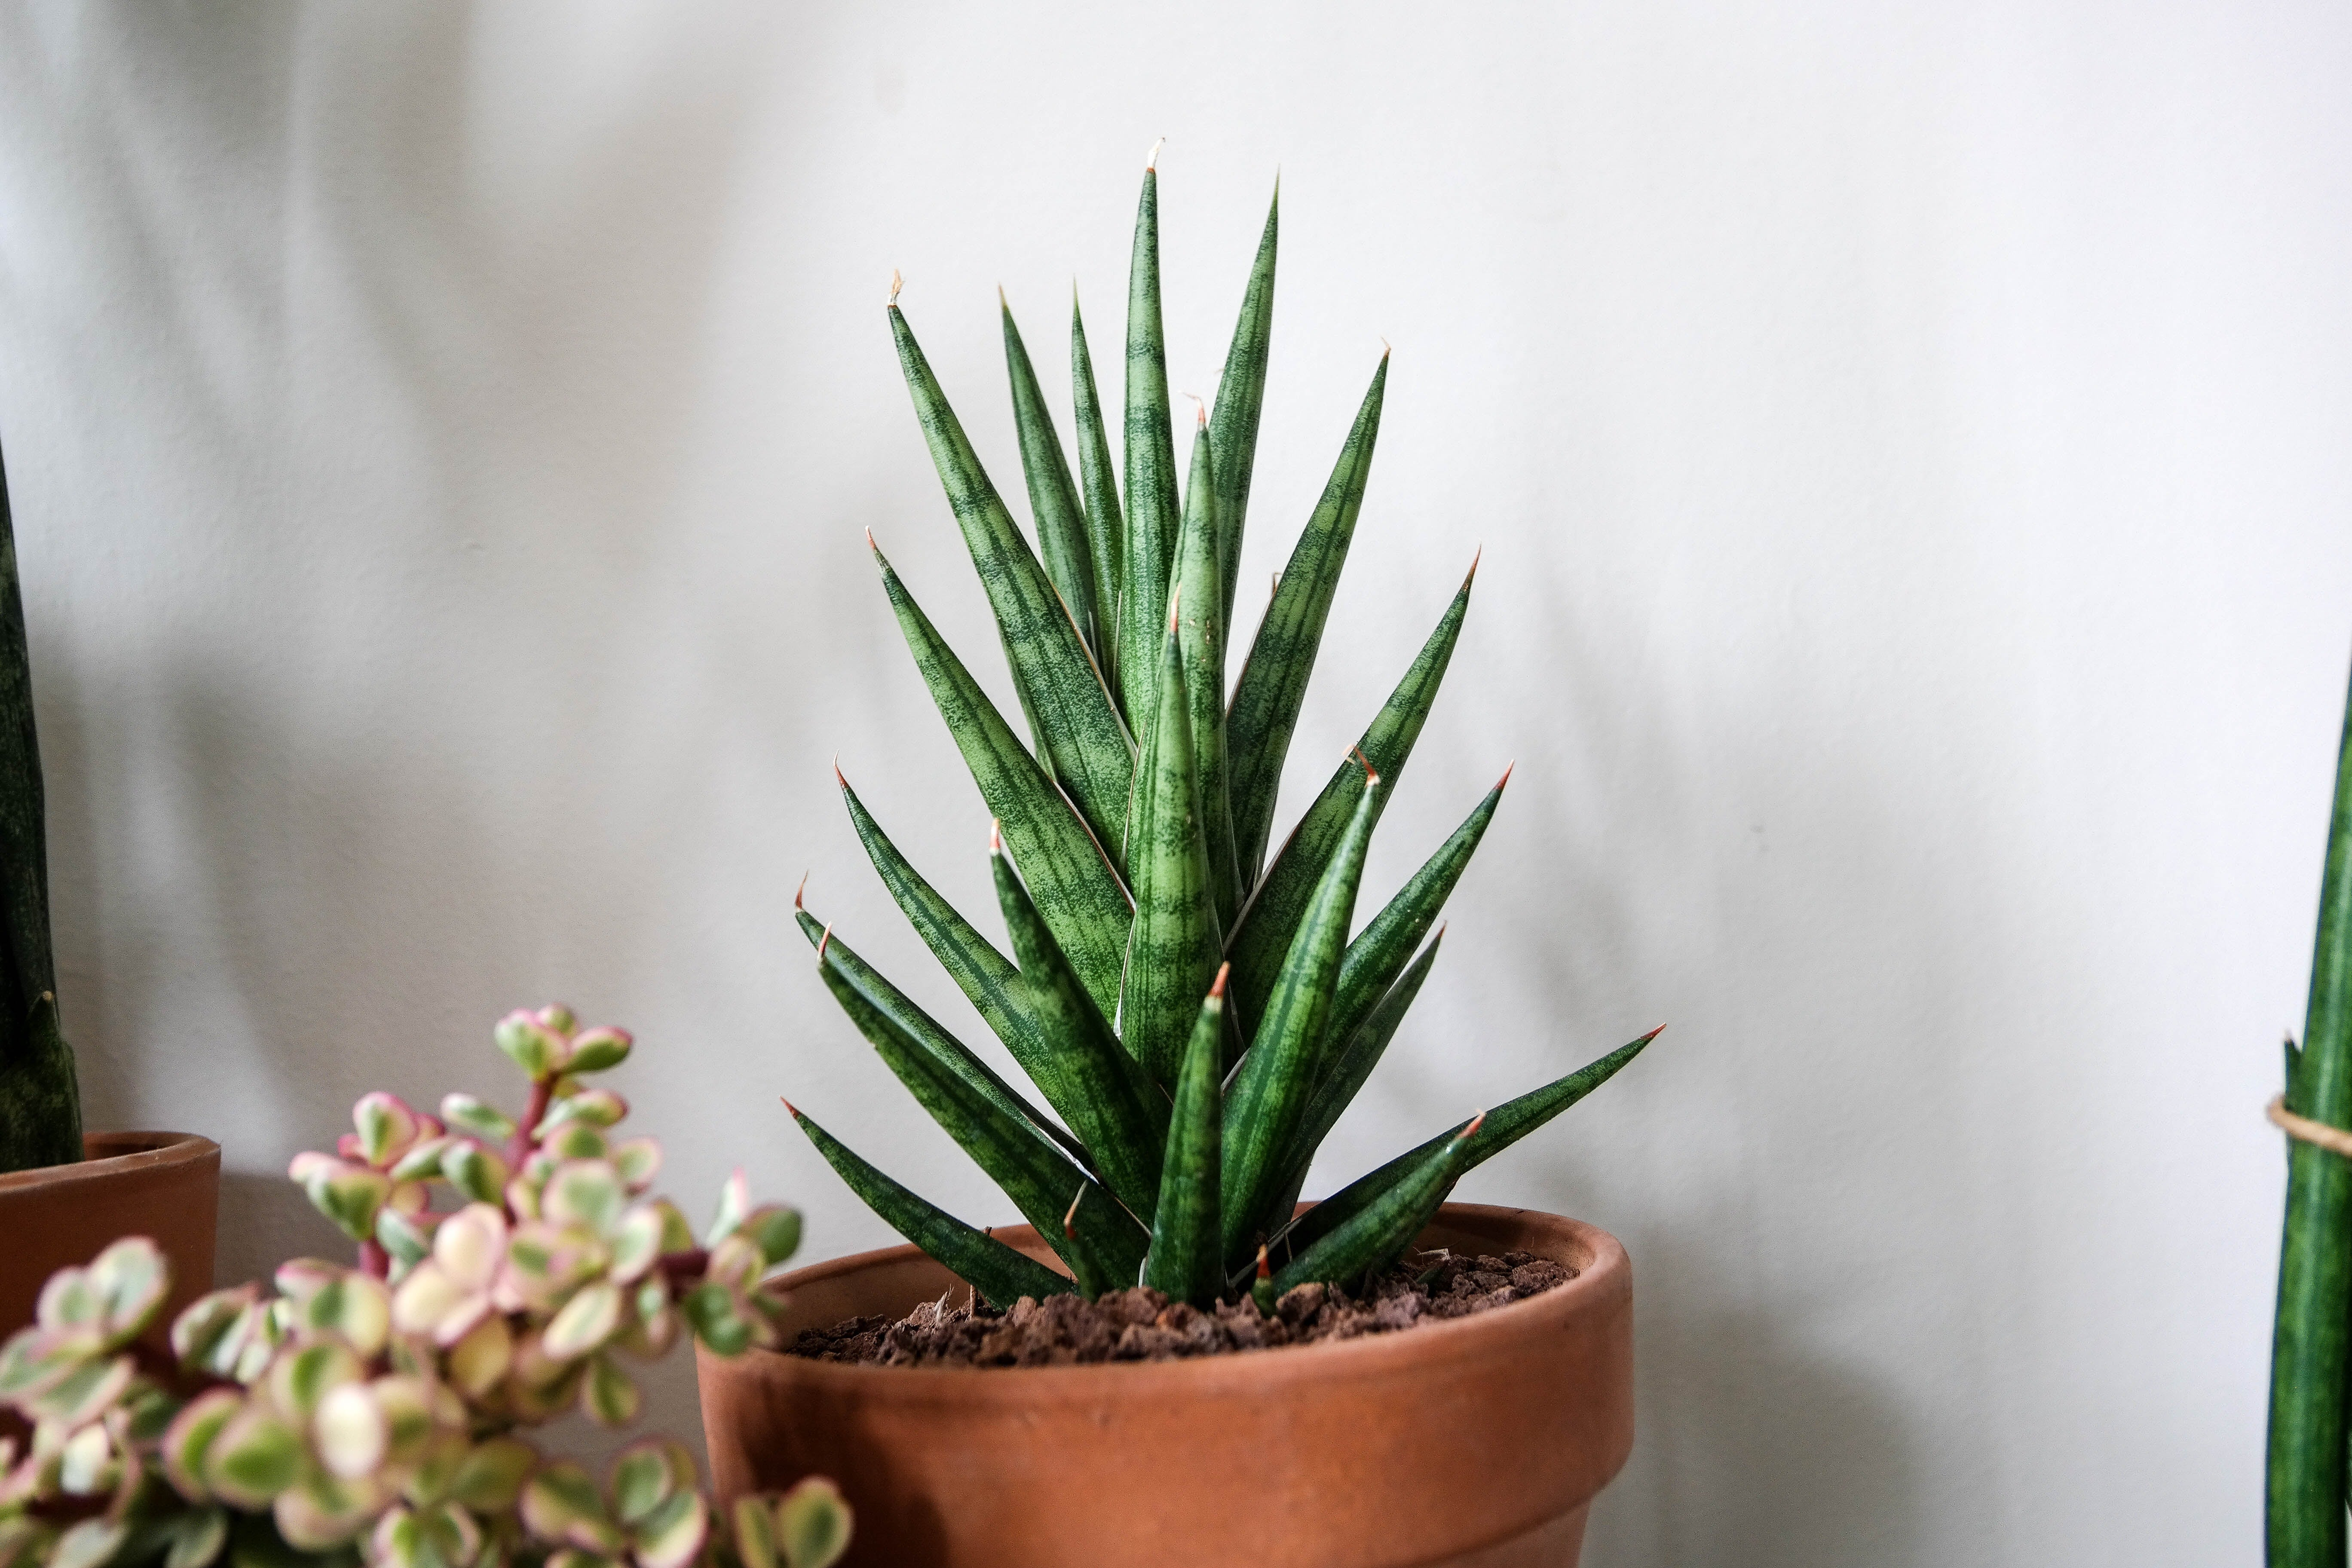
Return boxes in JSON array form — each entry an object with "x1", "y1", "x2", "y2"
[
  {"x1": 792, "y1": 904, "x2": 1089, "y2": 1170},
  {"x1": 1118, "y1": 161, "x2": 1182, "y2": 732},
  {"x1": 1267, "y1": 931, "x2": 1444, "y2": 1223},
  {"x1": 818, "y1": 954, "x2": 1145, "y2": 1291},
  {"x1": 836, "y1": 769, "x2": 1045, "y2": 1076},
  {"x1": 1119, "y1": 606, "x2": 1223, "y2": 1091},
  {"x1": 1277, "y1": 1028, "x2": 1660, "y2": 1259},
  {"x1": 888, "y1": 305, "x2": 1133, "y2": 853},
  {"x1": 1209, "y1": 181, "x2": 1277, "y2": 629},
  {"x1": 1002, "y1": 293, "x2": 1102, "y2": 668},
  {"x1": 992, "y1": 833, "x2": 1170, "y2": 1224},
  {"x1": 1225, "y1": 355, "x2": 1389, "y2": 885},
  {"x1": 1227, "y1": 556, "x2": 1472, "y2": 1029},
  {"x1": 1325, "y1": 773, "x2": 1505, "y2": 1058},
  {"x1": 1269, "y1": 1111, "x2": 1472, "y2": 1295},
  {"x1": 872, "y1": 539, "x2": 1132, "y2": 1017},
  {"x1": 1176, "y1": 413, "x2": 1241, "y2": 929},
  {"x1": 1071, "y1": 290, "x2": 1125, "y2": 713},
  {"x1": 1220, "y1": 776, "x2": 1381, "y2": 1265},
  {"x1": 1145, "y1": 968, "x2": 1227, "y2": 1308},
  {"x1": 788, "y1": 1103, "x2": 1075, "y2": 1305}
]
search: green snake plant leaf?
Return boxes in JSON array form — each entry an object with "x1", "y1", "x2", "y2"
[
  {"x1": 1227, "y1": 554, "x2": 1472, "y2": 1029},
  {"x1": 2267, "y1": 662, "x2": 2352, "y2": 1564},
  {"x1": 1144, "y1": 967, "x2": 1227, "y2": 1308},
  {"x1": 1220, "y1": 774, "x2": 1381, "y2": 1265},
  {"x1": 1208, "y1": 181, "x2": 1277, "y2": 631},
  {"x1": 1324, "y1": 771, "x2": 1506, "y2": 1058},
  {"x1": 1277, "y1": 1028, "x2": 1660, "y2": 1260},
  {"x1": 836, "y1": 768, "x2": 1045, "y2": 1074},
  {"x1": 787, "y1": 1102, "x2": 1076, "y2": 1305},
  {"x1": 792, "y1": 903, "x2": 1090, "y2": 1171},
  {"x1": 1118, "y1": 156, "x2": 1182, "y2": 732},
  {"x1": 1119, "y1": 602, "x2": 1224, "y2": 1092},
  {"x1": 992, "y1": 829, "x2": 1171, "y2": 1224},
  {"x1": 872, "y1": 537, "x2": 1133, "y2": 1017},
  {"x1": 1266, "y1": 929, "x2": 1445, "y2": 1223},
  {"x1": 1175, "y1": 411, "x2": 1241, "y2": 929},
  {"x1": 1225, "y1": 354, "x2": 1389, "y2": 885},
  {"x1": 888, "y1": 302, "x2": 1133, "y2": 854},
  {"x1": 1071, "y1": 289, "x2": 1126, "y2": 713},
  {"x1": 1001, "y1": 292, "x2": 1102, "y2": 667},
  {"x1": 1268, "y1": 1110, "x2": 1480, "y2": 1295},
  {"x1": 817, "y1": 951, "x2": 1146, "y2": 1292}
]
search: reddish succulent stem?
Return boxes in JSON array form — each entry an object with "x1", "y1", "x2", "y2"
[
  {"x1": 656, "y1": 1248, "x2": 710, "y2": 1284},
  {"x1": 358, "y1": 1238, "x2": 390, "y2": 1279},
  {"x1": 510, "y1": 1078, "x2": 553, "y2": 1167}
]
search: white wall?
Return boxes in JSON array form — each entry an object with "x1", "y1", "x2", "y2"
[{"x1": 3, "y1": 2, "x2": 2347, "y2": 1561}]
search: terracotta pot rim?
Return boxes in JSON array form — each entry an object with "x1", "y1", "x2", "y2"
[
  {"x1": 735, "y1": 1201, "x2": 1625, "y2": 1394},
  {"x1": 0, "y1": 1131, "x2": 220, "y2": 1197}
]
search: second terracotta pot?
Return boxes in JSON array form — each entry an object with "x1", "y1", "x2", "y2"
[
  {"x1": 698, "y1": 1202, "x2": 1632, "y2": 1568},
  {"x1": 0, "y1": 1130, "x2": 222, "y2": 1337}
]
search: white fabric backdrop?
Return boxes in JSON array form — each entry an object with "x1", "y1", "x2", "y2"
[{"x1": 3, "y1": 3, "x2": 2348, "y2": 1561}]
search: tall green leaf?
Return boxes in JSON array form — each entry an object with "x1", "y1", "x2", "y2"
[
  {"x1": 1225, "y1": 355, "x2": 1389, "y2": 885},
  {"x1": 1220, "y1": 776, "x2": 1380, "y2": 1265},
  {"x1": 871, "y1": 539, "x2": 1132, "y2": 1017},
  {"x1": 2268, "y1": 663, "x2": 2352, "y2": 1565},
  {"x1": 1277, "y1": 1029, "x2": 1660, "y2": 1259},
  {"x1": 1145, "y1": 968, "x2": 1227, "y2": 1307},
  {"x1": 1118, "y1": 160, "x2": 1182, "y2": 732},
  {"x1": 792, "y1": 903, "x2": 1088, "y2": 1170},
  {"x1": 1270, "y1": 1110, "x2": 1475, "y2": 1295},
  {"x1": 992, "y1": 831, "x2": 1170, "y2": 1223},
  {"x1": 1071, "y1": 290, "x2": 1125, "y2": 713},
  {"x1": 818, "y1": 954, "x2": 1146, "y2": 1292},
  {"x1": 1001, "y1": 292, "x2": 1102, "y2": 668},
  {"x1": 1208, "y1": 181, "x2": 1277, "y2": 629},
  {"x1": 1175, "y1": 413, "x2": 1240, "y2": 929},
  {"x1": 889, "y1": 304, "x2": 1133, "y2": 853},
  {"x1": 788, "y1": 1102, "x2": 1076, "y2": 1305},
  {"x1": 1119, "y1": 610, "x2": 1223, "y2": 1091},
  {"x1": 1227, "y1": 556, "x2": 1471, "y2": 1028}
]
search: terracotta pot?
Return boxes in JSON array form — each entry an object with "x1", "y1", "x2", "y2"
[
  {"x1": 697, "y1": 1202, "x2": 1632, "y2": 1568},
  {"x1": 0, "y1": 1132, "x2": 222, "y2": 1337}
]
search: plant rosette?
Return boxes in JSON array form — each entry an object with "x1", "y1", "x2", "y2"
[{"x1": 0, "y1": 1007, "x2": 851, "y2": 1568}]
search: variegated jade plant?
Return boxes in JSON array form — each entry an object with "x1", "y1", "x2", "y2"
[
  {"x1": 790, "y1": 154, "x2": 1656, "y2": 1311},
  {"x1": 0, "y1": 1007, "x2": 850, "y2": 1568}
]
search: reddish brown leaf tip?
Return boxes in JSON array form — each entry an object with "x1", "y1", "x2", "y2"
[
  {"x1": 888, "y1": 270, "x2": 903, "y2": 308},
  {"x1": 1496, "y1": 760, "x2": 1516, "y2": 791},
  {"x1": 865, "y1": 527, "x2": 880, "y2": 553},
  {"x1": 794, "y1": 872, "x2": 809, "y2": 912},
  {"x1": 1146, "y1": 136, "x2": 1164, "y2": 172},
  {"x1": 998, "y1": 283, "x2": 1008, "y2": 309},
  {"x1": 1461, "y1": 1109, "x2": 1488, "y2": 1139},
  {"x1": 1465, "y1": 545, "x2": 1483, "y2": 585},
  {"x1": 1255, "y1": 1245, "x2": 1272, "y2": 1280},
  {"x1": 1210, "y1": 962, "x2": 1231, "y2": 998},
  {"x1": 816, "y1": 922, "x2": 835, "y2": 965},
  {"x1": 1639, "y1": 1024, "x2": 1667, "y2": 1044},
  {"x1": 1379, "y1": 337, "x2": 1393, "y2": 361},
  {"x1": 780, "y1": 1096, "x2": 800, "y2": 1118},
  {"x1": 1350, "y1": 746, "x2": 1382, "y2": 787},
  {"x1": 833, "y1": 755, "x2": 848, "y2": 789},
  {"x1": 1063, "y1": 1185, "x2": 1085, "y2": 1238},
  {"x1": 989, "y1": 818, "x2": 1005, "y2": 855}
]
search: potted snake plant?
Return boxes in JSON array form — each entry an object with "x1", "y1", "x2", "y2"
[
  {"x1": 0, "y1": 432, "x2": 220, "y2": 1338},
  {"x1": 697, "y1": 151, "x2": 1655, "y2": 1568}
]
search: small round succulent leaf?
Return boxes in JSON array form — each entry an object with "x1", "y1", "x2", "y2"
[
  {"x1": 545, "y1": 1124, "x2": 609, "y2": 1162},
  {"x1": 56, "y1": 1421, "x2": 116, "y2": 1495},
  {"x1": 273, "y1": 1473, "x2": 378, "y2": 1550},
  {"x1": 680, "y1": 1284, "x2": 750, "y2": 1358},
  {"x1": 582, "y1": 1353, "x2": 640, "y2": 1427},
  {"x1": 440, "y1": 1094, "x2": 517, "y2": 1145},
  {"x1": 425, "y1": 1501, "x2": 483, "y2": 1568},
  {"x1": 314, "y1": 1382, "x2": 388, "y2": 1480},
  {"x1": 543, "y1": 1162, "x2": 626, "y2": 1235},
  {"x1": 776, "y1": 1477, "x2": 852, "y2": 1568},
  {"x1": 169, "y1": 1289, "x2": 252, "y2": 1376},
  {"x1": 495, "y1": 1012, "x2": 566, "y2": 1079},
  {"x1": 606, "y1": 1207, "x2": 665, "y2": 1285},
  {"x1": 565, "y1": 1028, "x2": 631, "y2": 1074},
  {"x1": 305, "y1": 1272, "x2": 392, "y2": 1358},
  {"x1": 522, "y1": 1461, "x2": 623, "y2": 1552},
  {"x1": 740, "y1": 1208, "x2": 802, "y2": 1271},
  {"x1": 542, "y1": 1281, "x2": 623, "y2": 1361},
  {"x1": 86, "y1": 1237, "x2": 170, "y2": 1338},
  {"x1": 161, "y1": 1506, "x2": 228, "y2": 1568},
  {"x1": 445, "y1": 1315, "x2": 514, "y2": 1400},
  {"x1": 269, "y1": 1339, "x2": 363, "y2": 1420},
  {"x1": 370, "y1": 1507, "x2": 426, "y2": 1568},
  {"x1": 25, "y1": 1353, "x2": 134, "y2": 1430},
  {"x1": 606, "y1": 1441, "x2": 674, "y2": 1525},
  {"x1": 704, "y1": 1236, "x2": 763, "y2": 1294},
  {"x1": 0, "y1": 1325, "x2": 90, "y2": 1402},
  {"x1": 125, "y1": 1381, "x2": 181, "y2": 1443},
  {"x1": 312, "y1": 1167, "x2": 394, "y2": 1243},
  {"x1": 440, "y1": 1143, "x2": 511, "y2": 1206},
  {"x1": 543, "y1": 1089, "x2": 627, "y2": 1132},
  {"x1": 631, "y1": 1487, "x2": 709, "y2": 1568},
  {"x1": 46, "y1": 1518, "x2": 125, "y2": 1568},
  {"x1": 536, "y1": 1003, "x2": 579, "y2": 1036},
  {"x1": 446, "y1": 1435, "x2": 536, "y2": 1513},
  {"x1": 206, "y1": 1406, "x2": 304, "y2": 1508},
  {"x1": 34, "y1": 1264, "x2": 103, "y2": 1331},
  {"x1": 648, "y1": 1200, "x2": 694, "y2": 1254},
  {"x1": 375, "y1": 1208, "x2": 436, "y2": 1274},
  {"x1": 387, "y1": 1136, "x2": 455, "y2": 1184},
  {"x1": 731, "y1": 1496, "x2": 779, "y2": 1568},
  {"x1": 434, "y1": 1204, "x2": 510, "y2": 1292},
  {"x1": 609, "y1": 1138, "x2": 661, "y2": 1194},
  {"x1": 161, "y1": 1388, "x2": 243, "y2": 1500},
  {"x1": 271, "y1": 1259, "x2": 340, "y2": 1307},
  {"x1": 354, "y1": 1093, "x2": 423, "y2": 1169}
]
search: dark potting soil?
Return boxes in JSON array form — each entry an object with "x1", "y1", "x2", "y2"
[{"x1": 784, "y1": 1248, "x2": 1575, "y2": 1369}]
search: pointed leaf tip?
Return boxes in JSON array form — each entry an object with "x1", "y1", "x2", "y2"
[
  {"x1": 1467, "y1": 545, "x2": 1482, "y2": 583},
  {"x1": 794, "y1": 873, "x2": 809, "y2": 911},
  {"x1": 1255, "y1": 1244, "x2": 1271, "y2": 1280},
  {"x1": 1640, "y1": 1023, "x2": 1666, "y2": 1043},
  {"x1": 1461, "y1": 1109, "x2": 1488, "y2": 1139},
  {"x1": 781, "y1": 1096, "x2": 799, "y2": 1118},
  {"x1": 1146, "y1": 136, "x2": 1164, "y2": 171},
  {"x1": 988, "y1": 818, "x2": 1005, "y2": 854},
  {"x1": 816, "y1": 923, "x2": 835, "y2": 964},
  {"x1": 1210, "y1": 962, "x2": 1230, "y2": 998},
  {"x1": 1497, "y1": 760, "x2": 1515, "y2": 790},
  {"x1": 1063, "y1": 1184, "x2": 1084, "y2": 1237},
  {"x1": 888, "y1": 270, "x2": 902, "y2": 307}
]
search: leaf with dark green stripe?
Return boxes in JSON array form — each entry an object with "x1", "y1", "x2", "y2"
[
  {"x1": 1277, "y1": 1028, "x2": 1660, "y2": 1259},
  {"x1": 1227, "y1": 554, "x2": 1471, "y2": 1027},
  {"x1": 793, "y1": 903, "x2": 1090, "y2": 1170},
  {"x1": 1145, "y1": 968, "x2": 1227, "y2": 1307},
  {"x1": 818, "y1": 953, "x2": 1145, "y2": 1291},
  {"x1": 1175, "y1": 413, "x2": 1240, "y2": 929},
  {"x1": 872, "y1": 539, "x2": 1133, "y2": 1017},
  {"x1": 1324, "y1": 772, "x2": 1505, "y2": 1057},
  {"x1": 787, "y1": 1102, "x2": 1075, "y2": 1305},
  {"x1": 1267, "y1": 931, "x2": 1444, "y2": 1223},
  {"x1": 1226, "y1": 354, "x2": 1389, "y2": 885},
  {"x1": 837, "y1": 768, "x2": 1045, "y2": 1073},
  {"x1": 1118, "y1": 160, "x2": 1181, "y2": 732},
  {"x1": 992, "y1": 831, "x2": 1170, "y2": 1223},
  {"x1": 1220, "y1": 775, "x2": 1380, "y2": 1265},
  {"x1": 1071, "y1": 289, "x2": 1125, "y2": 712},
  {"x1": 1119, "y1": 604, "x2": 1224, "y2": 1092},
  {"x1": 889, "y1": 304, "x2": 1133, "y2": 853},
  {"x1": 1208, "y1": 181, "x2": 1277, "y2": 628},
  {"x1": 1269, "y1": 1111, "x2": 1474, "y2": 1295},
  {"x1": 1002, "y1": 293, "x2": 1102, "y2": 668}
]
